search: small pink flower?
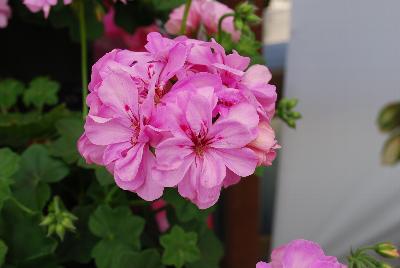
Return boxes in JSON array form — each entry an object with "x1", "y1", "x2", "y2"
[
  {"x1": 23, "y1": 0, "x2": 72, "y2": 18},
  {"x1": 166, "y1": 0, "x2": 240, "y2": 41},
  {"x1": 248, "y1": 122, "x2": 279, "y2": 166},
  {"x1": 151, "y1": 199, "x2": 170, "y2": 233},
  {"x1": 0, "y1": 0, "x2": 11, "y2": 28},
  {"x1": 260, "y1": 239, "x2": 347, "y2": 268}
]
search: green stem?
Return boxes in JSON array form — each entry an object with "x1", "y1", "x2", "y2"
[
  {"x1": 217, "y1": 13, "x2": 235, "y2": 42},
  {"x1": 78, "y1": 0, "x2": 88, "y2": 118},
  {"x1": 11, "y1": 197, "x2": 37, "y2": 215},
  {"x1": 179, "y1": 0, "x2": 192, "y2": 35},
  {"x1": 105, "y1": 186, "x2": 118, "y2": 204}
]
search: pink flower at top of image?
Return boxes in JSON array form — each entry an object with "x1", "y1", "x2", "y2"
[
  {"x1": 23, "y1": 0, "x2": 72, "y2": 18},
  {"x1": 78, "y1": 32, "x2": 278, "y2": 209},
  {"x1": 165, "y1": 0, "x2": 240, "y2": 41},
  {"x1": 257, "y1": 239, "x2": 347, "y2": 268},
  {"x1": 0, "y1": 0, "x2": 11, "y2": 28},
  {"x1": 93, "y1": 7, "x2": 159, "y2": 60}
]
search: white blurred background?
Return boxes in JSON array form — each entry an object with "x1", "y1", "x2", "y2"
[{"x1": 262, "y1": 0, "x2": 400, "y2": 259}]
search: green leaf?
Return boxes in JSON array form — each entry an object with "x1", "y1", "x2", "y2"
[
  {"x1": 23, "y1": 77, "x2": 59, "y2": 111},
  {"x1": 0, "y1": 179, "x2": 12, "y2": 211},
  {"x1": 12, "y1": 145, "x2": 68, "y2": 211},
  {"x1": 49, "y1": 117, "x2": 83, "y2": 163},
  {"x1": 92, "y1": 240, "x2": 130, "y2": 268},
  {"x1": 95, "y1": 167, "x2": 114, "y2": 186},
  {"x1": 164, "y1": 189, "x2": 212, "y2": 223},
  {"x1": 0, "y1": 79, "x2": 25, "y2": 112},
  {"x1": 15, "y1": 144, "x2": 69, "y2": 184},
  {"x1": 0, "y1": 203, "x2": 57, "y2": 263},
  {"x1": 89, "y1": 205, "x2": 145, "y2": 249},
  {"x1": 0, "y1": 239, "x2": 8, "y2": 267},
  {"x1": 255, "y1": 166, "x2": 266, "y2": 177},
  {"x1": 186, "y1": 230, "x2": 223, "y2": 268},
  {"x1": 0, "y1": 148, "x2": 20, "y2": 179},
  {"x1": 114, "y1": 1, "x2": 156, "y2": 33},
  {"x1": 112, "y1": 248, "x2": 163, "y2": 268},
  {"x1": 160, "y1": 226, "x2": 200, "y2": 268},
  {"x1": 0, "y1": 105, "x2": 71, "y2": 148}
]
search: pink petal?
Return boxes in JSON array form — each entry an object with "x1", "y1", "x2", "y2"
[
  {"x1": 114, "y1": 143, "x2": 144, "y2": 184},
  {"x1": 155, "y1": 137, "x2": 194, "y2": 169},
  {"x1": 185, "y1": 95, "x2": 212, "y2": 136},
  {"x1": 153, "y1": 156, "x2": 194, "y2": 187},
  {"x1": 85, "y1": 117, "x2": 131, "y2": 146},
  {"x1": 223, "y1": 168, "x2": 241, "y2": 188},
  {"x1": 209, "y1": 120, "x2": 255, "y2": 149},
  {"x1": 102, "y1": 142, "x2": 132, "y2": 165},
  {"x1": 77, "y1": 134, "x2": 105, "y2": 165},
  {"x1": 256, "y1": 262, "x2": 271, "y2": 268},
  {"x1": 160, "y1": 43, "x2": 189, "y2": 83},
  {"x1": 214, "y1": 148, "x2": 258, "y2": 177},
  {"x1": 97, "y1": 72, "x2": 139, "y2": 117},
  {"x1": 200, "y1": 150, "x2": 226, "y2": 188}
]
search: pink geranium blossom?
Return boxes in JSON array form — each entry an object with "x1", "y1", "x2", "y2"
[
  {"x1": 23, "y1": 0, "x2": 72, "y2": 18},
  {"x1": 0, "y1": 0, "x2": 11, "y2": 28},
  {"x1": 79, "y1": 32, "x2": 278, "y2": 208},
  {"x1": 258, "y1": 239, "x2": 347, "y2": 268},
  {"x1": 166, "y1": 0, "x2": 240, "y2": 41}
]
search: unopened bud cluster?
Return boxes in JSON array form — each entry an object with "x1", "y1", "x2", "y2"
[
  {"x1": 277, "y1": 98, "x2": 302, "y2": 128},
  {"x1": 40, "y1": 196, "x2": 78, "y2": 240}
]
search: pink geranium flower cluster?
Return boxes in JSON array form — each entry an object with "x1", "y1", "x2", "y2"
[
  {"x1": 257, "y1": 240, "x2": 347, "y2": 268},
  {"x1": 23, "y1": 0, "x2": 72, "y2": 18},
  {"x1": 78, "y1": 32, "x2": 278, "y2": 208},
  {"x1": 166, "y1": 0, "x2": 240, "y2": 41}
]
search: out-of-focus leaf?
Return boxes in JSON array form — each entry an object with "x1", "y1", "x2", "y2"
[
  {"x1": 0, "y1": 79, "x2": 25, "y2": 112},
  {"x1": 0, "y1": 239, "x2": 7, "y2": 267},
  {"x1": 23, "y1": 77, "x2": 59, "y2": 111},
  {"x1": 0, "y1": 148, "x2": 20, "y2": 179},
  {"x1": 186, "y1": 229, "x2": 223, "y2": 268},
  {"x1": 50, "y1": 117, "x2": 83, "y2": 163},
  {"x1": 160, "y1": 226, "x2": 200, "y2": 268},
  {"x1": 164, "y1": 189, "x2": 213, "y2": 223},
  {"x1": 0, "y1": 179, "x2": 12, "y2": 211},
  {"x1": 114, "y1": 1, "x2": 156, "y2": 33},
  {"x1": 0, "y1": 203, "x2": 57, "y2": 264},
  {"x1": 112, "y1": 248, "x2": 164, "y2": 268},
  {"x1": 95, "y1": 167, "x2": 114, "y2": 186},
  {"x1": 89, "y1": 205, "x2": 145, "y2": 249},
  {"x1": 15, "y1": 144, "x2": 69, "y2": 184},
  {"x1": 0, "y1": 105, "x2": 71, "y2": 148}
]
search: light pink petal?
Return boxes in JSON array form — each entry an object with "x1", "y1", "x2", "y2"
[
  {"x1": 209, "y1": 120, "x2": 255, "y2": 149},
  {"x1": 85, "y1": 117, "x2": 131, "y2": 146},
  {"x1": 155, "y1": 137, "x2": 193, "y2": 169},
  {"x1": 160, "y1": 43, "x2": 189, "y2": 83},
  {"x1": 135, "y1": 149, "x2": 164, "y2": 201},
  {"x1": 200, "y1": 151, "x2": 226, "y2": 188},
  {"x1": 114, "y1": 143, "x2": 144, "y2": 184},
  {"x1": 214, "y1": 148, "x2": 258, "y2": 177},
  {"x1": 224, "y1": 102, "x2": 259, "y2": 130},
  {"x1": 225, "y1": 51, "x2": 250, "y2": 71},
  {"x1": 77, "y1": 134, "x2": 106, "y2": 165},
  {"x1": 102, "y1": 142, "x2": 132, "y2": 165},
  {"x1": 153, "y1": 156, "x2": 194, "y2": 187},
  {"x1": 97, "y1": 72, "x2": 139, "y2": 117},
  {"x1": 242, "y1": 64, "x2": 272, "y2": 84},
  {"x1": 223, "y1": 168, "x2": 241, "y2": 188},
  {"x1": 185, "y1": 95, "x2": 212, "y2": 135},
  {"x1": 280, "y1": 240, "x2": 325, "y2": 268},
  {"x1": 256, "y1": 262, "x2": 271, "y2": 268},
  {"x1": 195, "y1": 182, "x2": 221, "y2": 209}
]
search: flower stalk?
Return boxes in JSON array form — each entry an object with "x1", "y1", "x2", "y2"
[
  {"x1": 216, "y1": 12, "x2": 235, "y2": 42},
  {"x1": 179, "y1": 0, "x2": 192, "y2": 35},
  {"x1": 78, "y1": 0, "x2": 88, "y2": 118}
]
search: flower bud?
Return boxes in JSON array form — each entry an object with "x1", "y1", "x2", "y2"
[
  {"x1": 40, "y1": 214, "x2": 55, "y2": 226},
  {"x1": 248, "y1": 122, "x2": 280, "y2": 166},
  {"x1": 235, "y1": 2, "x2": 255, "y2": 17},
  {"x1": 377, "y1": 262, "x2": 393, "y2": 268},
  {"x1": 377, "y1": 102, "x2": 400, "y2": 132},
  {"x1": 382, "y1": 134, "x2": 400, "y2": 165},
  {"x1": 56, "y1": 224, "x2": 66, "y2": 240},
  {"x1": 375, "y1": 242, "x2": 400, "y2": 258}
]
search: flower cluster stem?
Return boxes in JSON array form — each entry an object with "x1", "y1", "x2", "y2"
[
  {"x1": 179, "y1": 0, "x2": 192, "y2": 35},
  {"x1": 217, "y1": 13, "x2": 235, "y2": 42},
  {"x1": 78, "y1": 0, "x2": 88, "y2": 118}
]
